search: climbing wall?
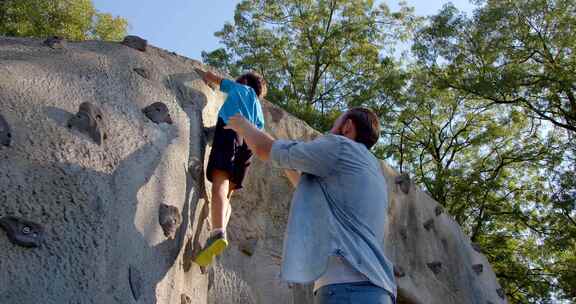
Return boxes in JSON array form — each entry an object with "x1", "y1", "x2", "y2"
[
  {"x1": 0, "y1": 36, "x2": 507, "y2": 304},
  {"x1": 0, "y1": 35, "x2": 216, "y2": 304}
]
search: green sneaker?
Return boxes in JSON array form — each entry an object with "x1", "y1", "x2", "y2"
[{"x1": 194, "y1": 231, "x2": 229, "y2": 267}]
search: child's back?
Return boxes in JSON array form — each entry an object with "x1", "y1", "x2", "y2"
[
  {"x1": 218, "y1": 77, "x2": 265, "y2": 130},
  {"x1": 194, "y1": 70, "x2": 267, "y2": 267}
]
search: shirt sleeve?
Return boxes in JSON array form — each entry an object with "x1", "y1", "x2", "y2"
[
  {"x1": 220, "y1": 79, "x2": 235, "y2": 93},
  {"x1": 270, "y1": 135, "x2": 341, "y2": 177}
]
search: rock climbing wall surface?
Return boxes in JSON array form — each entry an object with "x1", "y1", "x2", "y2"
[
  {"x1": 0, "y1": 36, "x2": 506, "y2": 304},
  {"x1": 0, "y1": 36, "x2": 214, "y2": 304}
]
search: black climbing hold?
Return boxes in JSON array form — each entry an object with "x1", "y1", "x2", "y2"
[
  {"x1": 399, "y1": 228, "x2": 408, "y2": 240},
  {"x1": 395, "y1": 173, "x2": 411, "y2": 194},
  {"x1": 472, "y1": 264, "x2": 483, "y2": 275},
  {"x1": 427, "y1": 261, "x2": 442, "y2": 275},
  {"x1": 423, "y1": 218, "x2": 434, "y2": 231},
  {"x1": 496, "y1": 288, "x2": 505, "y2": 299},
  {"x1": 143, "y1": 102, "x2": 173, "y2": 125},
  {"x1": 158, "y1": 204, "x2": 182, "y2": 239},
  {"x1": 471, "y1": 243, "x2": 483, "y2": 253},
  {"x1": 0, "y1": 216, "x2": 45, "y2": 248},
  {"x1": 128, "y1": 266, "x2": 143, "y2": 301},
  {"x1": 239, "y1": 238, "x2": 258, "y2": 257},
  {"x1": 44, "y1": 36, "x2": 66, "y2": 49},
  {"x1": 393, "y1": 265, "x2": 406, "y2": 278},
  {"x1": 67, "y1": 102, "x2": 106, "y2": 145},
  {"x1": 0, "y1": 113, "x2": 12, "y2": 147},
  {"x1": 181, "y1": 294, "x2": 192, "y2": 304},
  {"x1": 133, "y1": 68, "x2": 151, "y2": 80},
  {"x1": 435, "y1": 205, "x2": 444, "y2": 216},
  {"x1": 122, "y1": 35, "x2": 147, "y2": 52}
]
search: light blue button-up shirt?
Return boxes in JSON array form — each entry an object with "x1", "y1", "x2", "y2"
[{"x1": 271, "y1": 134, "x2": 397, "y2": 300}]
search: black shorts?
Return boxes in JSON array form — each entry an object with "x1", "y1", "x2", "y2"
[{"x1": 206, "y1": 118, "x2": 253, "y2": 190}]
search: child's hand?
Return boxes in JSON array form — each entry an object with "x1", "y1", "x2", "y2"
[{"x1": 195, "y1": 68, "x2": 222, "y2": 89}]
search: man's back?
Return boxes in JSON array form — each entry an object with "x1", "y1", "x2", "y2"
[{"x1": 270, "y1": 134, "x2": 396, "y2": 300}]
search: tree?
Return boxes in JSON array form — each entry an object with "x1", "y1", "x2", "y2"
[
  {"x1": 202, "y1": 0, "x2": 416, "y2": 130},
  {"x1": 413, "y1": 0, "x2": 576, "y2": 134},
  {"x1": 378, "y1": 68, "x2": 569, "y2": 303},
  {"x1": 0, "y1": 0, "x2": 128, "y2": 41},
  {"x1": 407, "y1": 1, "x2": 576, "y2": 302}
]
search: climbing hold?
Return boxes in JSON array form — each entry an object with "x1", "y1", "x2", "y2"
[
  {"x1": 122, "y1": 35, "x2": 147, "y2": 52},
  {"x1": 435, "y1": 205, "x2": 444, "y2": 216},
  {"x1": 393, "y1": 265, "x2": 406, "y2": 278},
  {"x1": 426, "y1": 261, "x2": 442, "y2": 275},
  {"x1": 472, "y1": 264, "x2": 483, "y2": 275},
  {"x1": 395, "y1": 173, "x2": 411, "y2": 194},
  {"x1": 0, "y1": 216, "x2": 45, "y2": 248},
  {"x1": 423, "y1": 218, "x2": 434, "y2": 231},
  {"x1": 158, "y1": 204, "x2": 182, "y2": 239},
  {"x1": 143, "y1": 102, "x2": 173, "y2": 125},
  {"x1": 239, "y1": 238, "x2": 258, "y2": 257},
  {"x1": 133, "y1": 68, "x2": 151, "y2": 80},
  {"x1": 496, "y1": 288, "x2": 505, "y2": 299},
  {"x1": 399, "y1": 228, "x2": 408, "y2": 240},
  {"x1": 67, "y1": 102, "x2": 106, "y2": 145},
  {"x1": 128, "y1": 265, "x2": 143, "y2": 301},
  {"x1": 0, "y1": 113, "x2": 12, "y2": 147},
  {"x1": 181, "y1": 294, "x2": 192, "y2": 304},
  {"x1": 471, "y1": 243, "x2": 483, "y2": 253},
  {"x1": 43, "y1": 36, "x2": 66, "y2": 49}
]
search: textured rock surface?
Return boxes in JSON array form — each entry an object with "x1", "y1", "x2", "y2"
[{"x1": 0, "y1": 37, "x2": 506, "y2": 304}]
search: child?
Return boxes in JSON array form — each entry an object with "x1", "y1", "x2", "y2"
[{"x1": 194, "y1": 68, "x2": 267, "y2": 267}]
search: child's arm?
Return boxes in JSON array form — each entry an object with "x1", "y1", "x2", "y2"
[{"x1": 194, "y1": 68, "x2": 223, "y2": 88}]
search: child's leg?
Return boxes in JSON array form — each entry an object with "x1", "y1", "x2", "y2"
[
  {"x1": 210, "y1": 169, "x2": 230, "y2": 232},
  {"x1": 224, "y1": 186, "x2": 235, "y2": 229},
  {"x1": 194, "y1": 169, "x2": 231, "y2": 267}
]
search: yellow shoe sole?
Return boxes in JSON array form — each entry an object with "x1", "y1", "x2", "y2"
[{"x1": 194, "y1": 238, "x2": 229, "y2": 267}]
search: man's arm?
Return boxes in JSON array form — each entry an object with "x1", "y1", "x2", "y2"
[
  {"x1": 284, "y1": 169, "x2": 301, "y2": 188},
  {"x1": 225, "y1": 114, "x2": 274, "y2": 161},
  {"x1": 225, "y1": 114, "x2": 340, "y2": 177}
]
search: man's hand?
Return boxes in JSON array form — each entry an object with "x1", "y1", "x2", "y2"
[
  {"x1": 284, "y1": 169, "x2": 301, "y2": 188},
  {"x1": 224, "y1": 114, "x2": 275, "y2": 161},
  {"x1": 224, "y1": 114, "x2": 253, "y2": 135}
]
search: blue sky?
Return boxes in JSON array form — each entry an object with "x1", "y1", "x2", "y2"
[{"x1": 93, "y1": 0, "x2": 476, "y2": 60}]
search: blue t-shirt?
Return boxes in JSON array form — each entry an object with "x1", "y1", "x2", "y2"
[{"x1": 218, "y1": 79, "x2": 265, "y2": 130}]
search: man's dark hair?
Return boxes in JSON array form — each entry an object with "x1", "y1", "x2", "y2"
[
  {"x1": 344, "y1": 107, "x2": 380, "y2": 149},
  {"x1": 236, "y1": 72, "x2": 267, "y2": 98}
]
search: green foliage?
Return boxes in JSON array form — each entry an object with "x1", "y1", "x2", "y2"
[
  {"x1": 413, "y1": 0, "x2": 576, "y2": 133},
  {"x1": 202, "y1": 0, "x2": 418, "y2": 130},
  {"x1": 0, "y1": 0, "x2": 128, "y2": 41}
]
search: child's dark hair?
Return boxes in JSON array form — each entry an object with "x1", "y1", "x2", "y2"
[{"x1": 236, "y1": 72, "x2": 267, "y2": 98}]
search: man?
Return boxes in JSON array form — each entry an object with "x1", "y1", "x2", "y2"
[{"x1": 225, "y1": 107, "x2": 396, "y2": 304}]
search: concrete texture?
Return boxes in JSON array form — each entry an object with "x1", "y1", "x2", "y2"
[{"x1": 0, "y1": 36, "x2": 506, "y2": 304}]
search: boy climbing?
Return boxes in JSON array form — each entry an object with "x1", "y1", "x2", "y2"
[{"x1": 193, "y1": 68, "x2": 267, "y2": 267}]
